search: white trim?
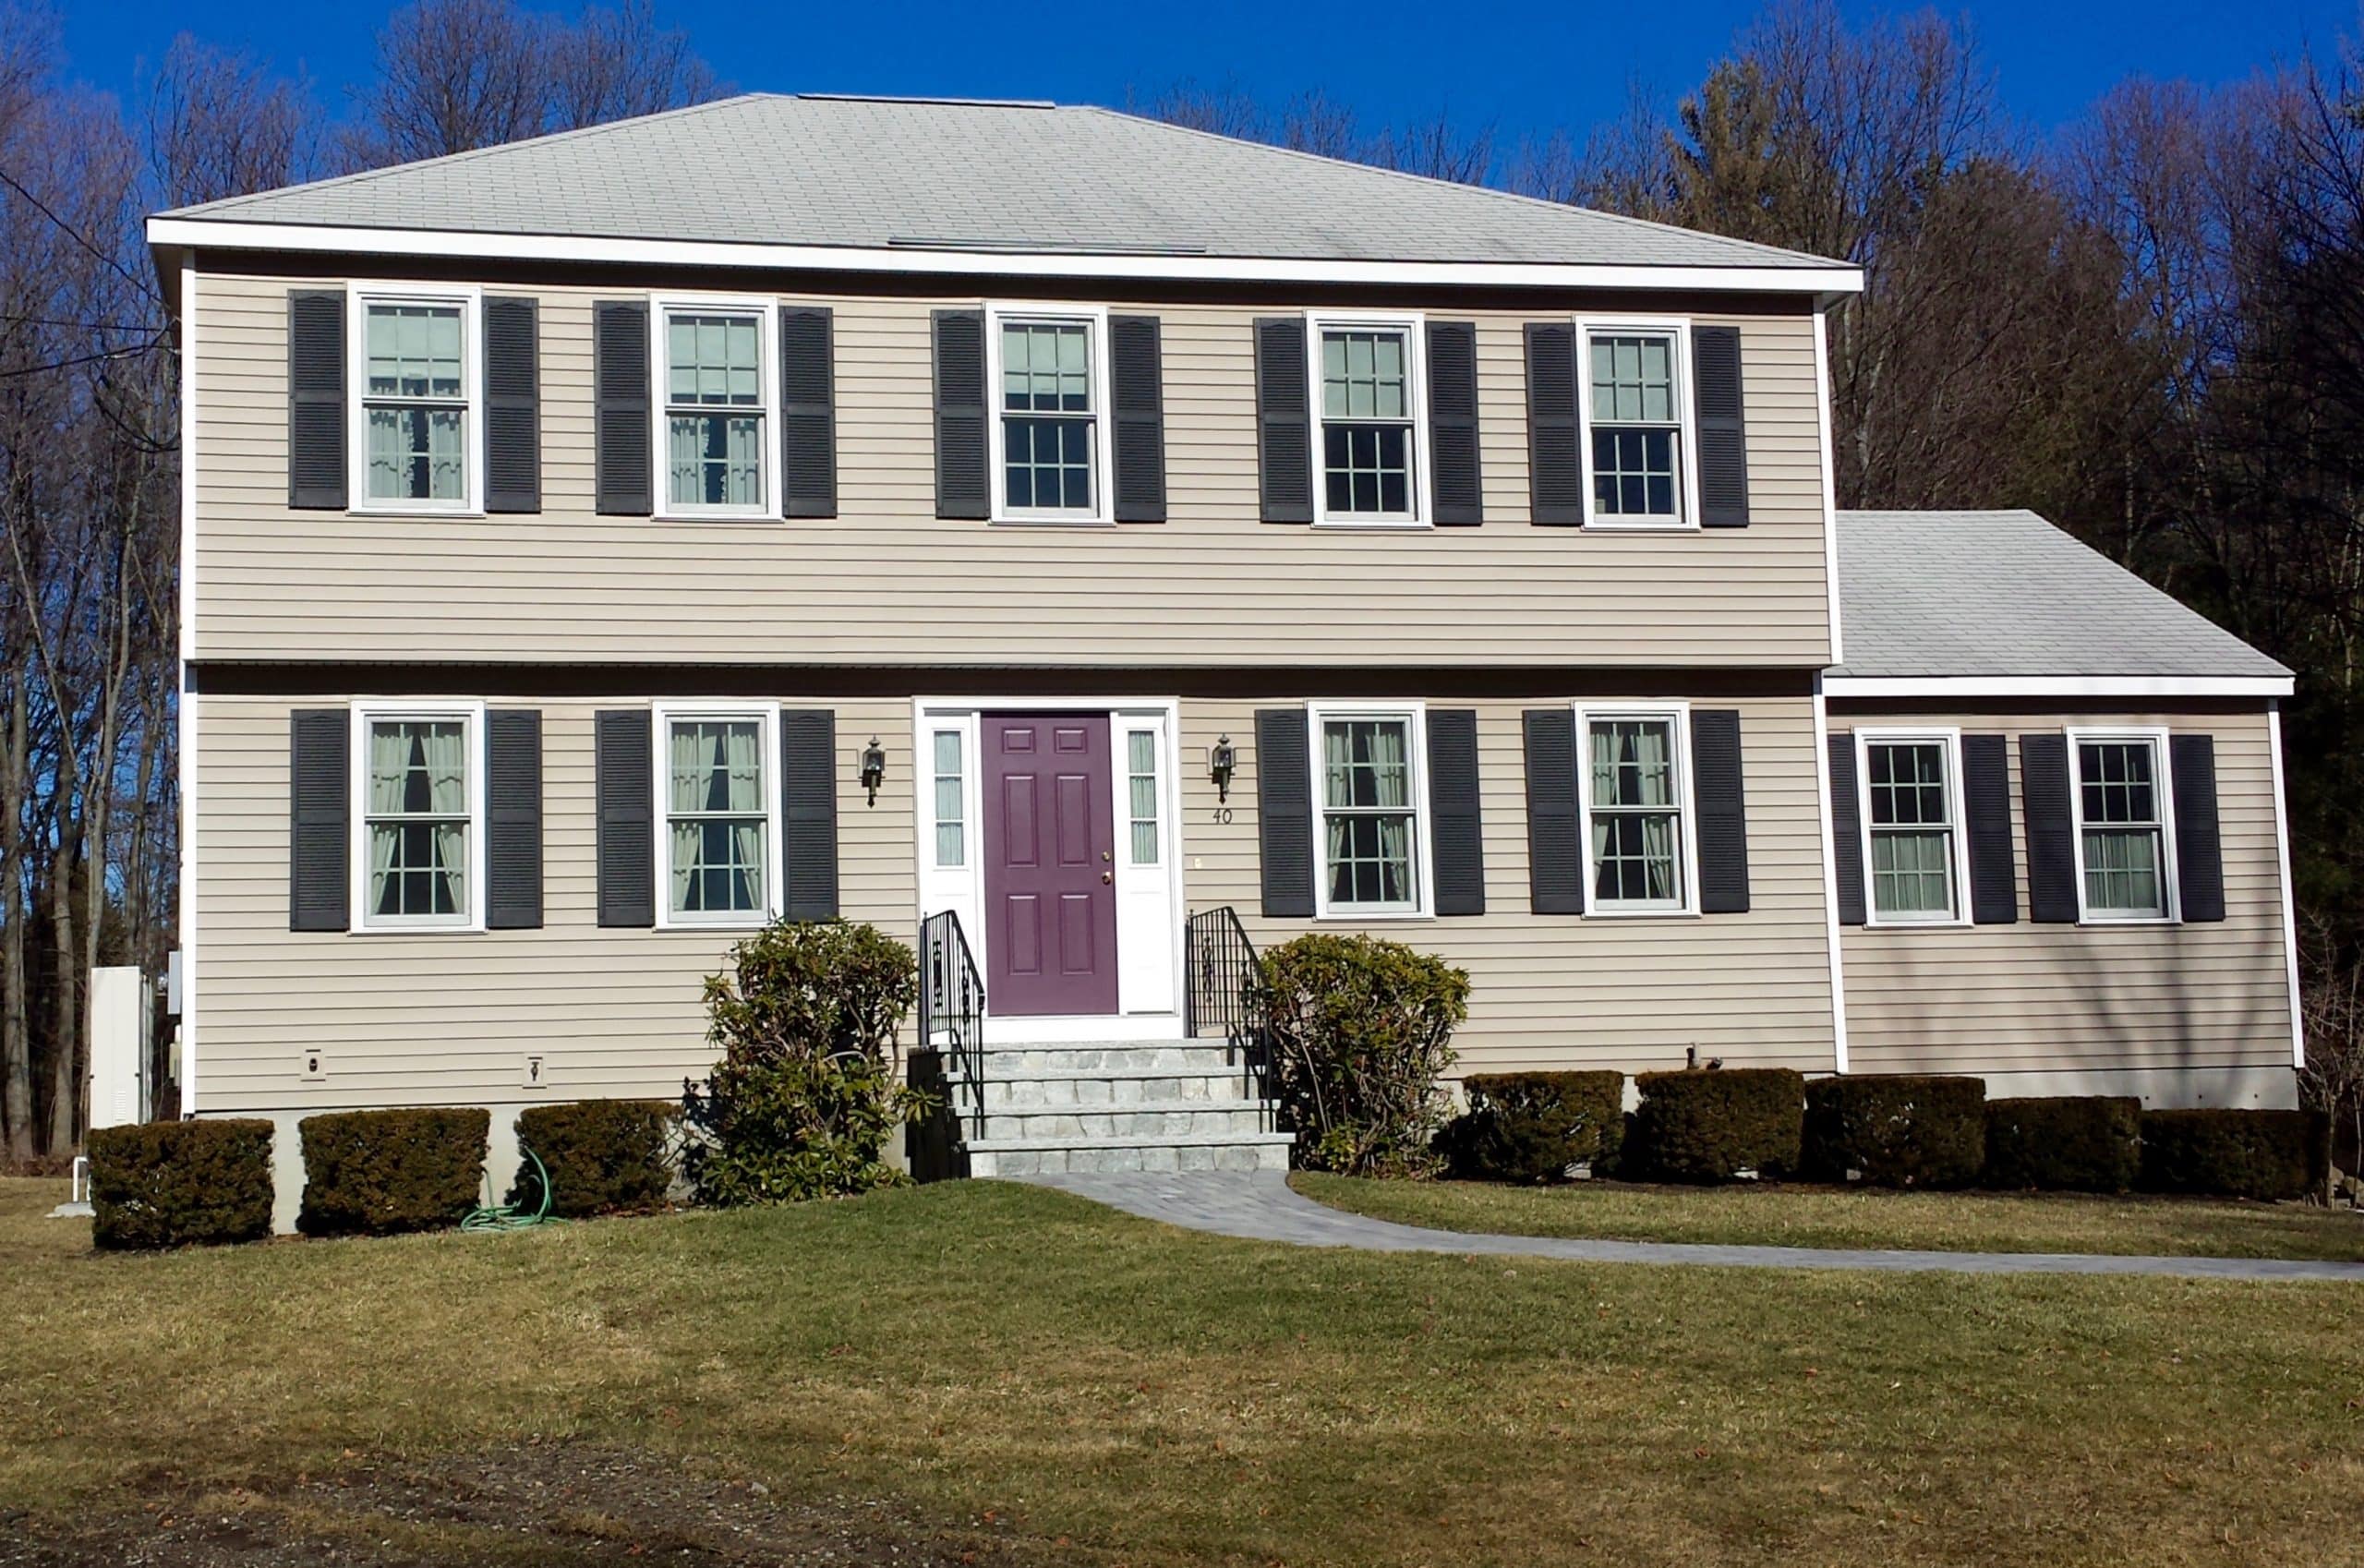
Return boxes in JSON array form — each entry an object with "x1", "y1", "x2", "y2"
[
  {"x1": 984, "y1": 302, "x2": 1116, "y2": 525},
  {"x1": 346, "y1": 283, "x2": 485, "y2": 515},
  {"x1": 146, "y1": 217, "x2": 1867, "y2": 296},
  {"x1": 2269, "y1": 706, "x2": 2306, "y2": 1072},
  {"x1": 650, "y1": 294, "x2": 780, "y2": 521},
  {"x1": 1851, "y1": 727, "x2": 1972, "y2": 928},
  {"x1": 1813, "y1": 307, "x2": 1842, "y2": 668},
  {"x1": 981, "y1": 1013, "x2": 1184, "y2": 1045},
  {"x1": 1307, "y1": 700, "x2": 1434, "y2": 920},
  {"x1": 176, "y1": 262, "x2": 198, "y2": 1116},
  {"x1": 651, "y1": 701, "x2": 784, "y2": 930},
  {"x1": 178, "y1": 263, "x2": 198, "y2": 664},
  {"x1": 1572, "y1": 700, "x2": 1701, "y2": 917},
  {"x1": 347, "y1": 700, "x2": 489, "y2": 934},
  {"x1": 1305, "y1": 310, "x2": 1431, "y2": 529},
  {"x1": 1822, "y1": 674, "x2": 2294, "y2": 699},
  {"x1": 1113, "y1": 713, "x2": 1178, "y2": 1014},
  {"x1": 1811, "y1": 680, "x2": 1850, "y2": 1075},
  {"x1": 1574, "y1": 314, "x2": 1699, "y2": 532},
  {"x1": 2064, "y1": 725, "x2": 2179, "y2": 925}
]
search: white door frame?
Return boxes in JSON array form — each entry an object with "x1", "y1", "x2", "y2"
[{"x1": 911, "y1": 696, "x2": 1186, "y2": 1043}]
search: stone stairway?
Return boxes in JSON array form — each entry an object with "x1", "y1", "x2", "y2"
[{"x1": 954, "y1": 1037, "x2": 1294, "y2": 1177}]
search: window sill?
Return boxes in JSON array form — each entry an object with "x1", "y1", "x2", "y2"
[
  {"x1": 989, "y1": 514, "x2": 1116, "y2": 528},
  {"x1": 346, "y1": 923, "x2": 486, "y2": 937},
  {"x1": 1582, "y1": 519, "x2": 1700, "y2": 534},
  {"x1": 1314, "y1": 909, "x2": 1433, "y2": 923},
  {"x1": 655, "y1": 917, "x2": 774, "y2": 933},
  {"x1": 2077, "y1": 914, "x2": 2181, "y2": 928},
  {"x1": 1584, "y1": 906, "x2": 1699, "y2": 920},
  {"x1": 1313, "y1": 517, "x2": 1431, "y2": 531},
  {"x1": 346, "y1": 508, "x2": 485, "y2": 521},
  {"x1": 652, "y1": 513, "x2": 783, "y2": 525},
  {"x1": 1862, "y1": 916, "x2": 1972, "y2": 931}
]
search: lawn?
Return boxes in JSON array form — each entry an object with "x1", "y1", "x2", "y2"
[
  {"x1": 4, "y1": 1175, "x2": 2362, "y2": 1567},
  {"x1": 1292, "y1": 1174, "x2": 2364, "y2": 1262}
]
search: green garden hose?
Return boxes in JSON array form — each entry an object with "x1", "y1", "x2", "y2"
[{"x1": 461, "y1": 1144, "x2": 562, "y2": 1232}]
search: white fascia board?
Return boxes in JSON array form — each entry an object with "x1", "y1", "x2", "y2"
[
  {"x1": 143, "y1": 217, "x2": 1866, "y2": 296},
  {"x1": 1822, "y1": 675, "x2": 2293, "y2": 700}
]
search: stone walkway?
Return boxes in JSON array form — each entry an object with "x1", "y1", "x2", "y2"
[{"x1": 1022, "y1": 1170, "x2": 2364, "y2": 1282}]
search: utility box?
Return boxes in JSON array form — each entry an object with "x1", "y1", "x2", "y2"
[{"x1": 88, "y1": 966, "x2": 151, "y2": 1130}]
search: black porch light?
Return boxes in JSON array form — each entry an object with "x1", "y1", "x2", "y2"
[
  {"x1": 860, "y1": 736, "x2": 886, "y2": 804},
  {"x1": 1209, "y1": 734, "x2": 1236, "y2": 802}
]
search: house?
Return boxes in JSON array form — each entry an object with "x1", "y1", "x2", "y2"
[{"x1": 143, "y1": 94, "x2": 2300, "y2": 1218}]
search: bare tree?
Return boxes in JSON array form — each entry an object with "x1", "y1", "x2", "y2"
[{"x1": 146, "y1": 34, "x2": 321, "y2": 207}]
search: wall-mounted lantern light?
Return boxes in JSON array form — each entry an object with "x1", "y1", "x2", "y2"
[
  {"x1": 860, "y1": 737, "x2": 886, "y2": 805},
  {"x1": 1209, "y1": 734, "x2": 1236, "y2": 802}
]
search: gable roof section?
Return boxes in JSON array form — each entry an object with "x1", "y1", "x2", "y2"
[
  {"x1": 1831, "y1": 509, "x2": 2289, "y2": 688},
  {"x1": 151, "y1": 93, "x2": 1857, "y2": 285}
]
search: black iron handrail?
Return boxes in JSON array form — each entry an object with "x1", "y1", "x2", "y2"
[
  {"x1": 918, "y1": 910, "x2": 987, "y2": 1141},
  {"x1": 1184, "y1": 906, "x2": 1272, "y2": 1118}
]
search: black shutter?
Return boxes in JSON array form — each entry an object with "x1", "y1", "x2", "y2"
[
  {"x1": 286, "y1": 290, "x2": 346, "y2": 511},
  {"x1": 1110, "y1": 313, "x2": 1167, "y2": 523},
  {"x1": 485, "y1": 709, "x2": 543, "y2": 930},
  {"x1": 2020, "y1": 733, "x2": 2080, "y2": 923},
  {"x1": 1256, "y1": 707, "x2": 1313, "y2": 917},
  {"x1": 2171, "y1": 733, "x2": 2226, "y2": 923},
  {"x1": 1426, "y1": 320, "x2": 1482, "y2": 525},
  {"x1": 1693, "y1": 324, "x2": 1749, "y2": 528},
  {"x1": 1525, "y1": 322, "x2": 1581, "y2": 525},
  {"x1": 1962, "y1": 733, "x2": 2017, "y2": 924},
  {"x1": 593, "y1": 301, "x2": 651, "y2": 515},
  {"x1": 1827, "y1": 730, "x2": 1865, "y2": 925},
  {"x1": 595, "y1": 708, "x2": 654, "y2": 927},
  {"x1": 1426, "y1": 710, "x2": 1485, "y2": 914},
  {"x1": 779, "y1": 305, "x2": 837, "y2": 519},
  {"x1": 1253, "y1": 317, "x2": 1313, "y2": 524},
  {"x1": 289, "y1": 709, "x2": 349, "y2": 931},
  {"x1": 1523, "y1": 708, "x2": 1584, "y2": 914},
  {"x1": 482, "y1": 295, "x2": 540, "y2": 513},
  {"x1": 781, "y1": 708, "x2": 840, "y2": 920},
  {"x1": 933, "y1": 308, "x2": 988, "y2": 520},
  {"x1": 1692, "y1": 709, "x2": 1750, "y2": 914}
]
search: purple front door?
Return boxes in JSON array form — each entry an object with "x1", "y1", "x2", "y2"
[{"x1": 982, "y1": 714, "x2": 1119, "y2": 1017}]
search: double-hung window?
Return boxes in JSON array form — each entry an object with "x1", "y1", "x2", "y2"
[
  {"x1": 1580, "y1": 320, "x2": 1694, "y2": 527},
  {"x1": 354, "y1": 705, "x2": 482, "y2": 930},
  {"x1": 2073, "y1": 732, "x2": 2174, "y2": 921},
  {"x1": 1309, "y1": 314, "x2": 1426, "y2": 525},
  {"x1": 1580, "y1": 708, "x2": 1691, "y2": 912},
  {"x1": 657, "y1": 706, "x2": 778, "y2": 924},
  {"x1": 356, "y1": 291, "x2": 476, "y2": 511},
  {"x1": 1310, "y1": 704, "x2": 1428, "y2": 917},
  {"x1": 988, "y1": 307, "x2": 1109, "y2": 523},
  {"x1": 1860, "y1": 733, "x2": 1965, "y2": 923},
  {"x1": 659, "y1": 301, "x2": 772, "y2": 516}
]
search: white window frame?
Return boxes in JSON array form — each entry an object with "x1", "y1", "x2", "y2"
[
  {"x1": 1306, "y1": 310, "x2": 1431, "y2": 529},
  {"x1": 348, "y1": 700, "x2": 487, "y2": 934},
  {"x1": 652, "y1": 701, "x2": 783, "y2": 930},
  {"x1": 2067, "y1": 725, "x2": 2180, "y2": 925},
  {"x1": 347, "y1": 284, "x2": 484, "y2": 516},
  {"x1": 1854, "y1": 727, "x2": 1972, "y2": 929},
  {"x1": 1574, "y1": 701, "x2": 1700, "y2": 917},
  {"x1": 1574, "y1": 314, "x2": 1700, "y2": 532},
  {"x1": 1308, "y1": 700, "x2": 1433, "y2": 921},
  {"x1": 985, "y1": 302, "x2": 1116, "y2": 525},
  {"x1": 651, "y1": 294, "x2": 779, "y2": 522},
  {"x1": 926, "y1": 718, "x2": 971, "y2": 872}
]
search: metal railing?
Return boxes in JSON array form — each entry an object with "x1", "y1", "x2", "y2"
[
  {"x1": 1184, "y1": 906, "x2": 1272, "y2": 1118},
  {"x1": 918, "y1": 910, "x2": 987, "y2": 1142}
]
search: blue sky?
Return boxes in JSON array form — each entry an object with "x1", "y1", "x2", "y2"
[{"x1": 54, "y1": 0, "x2": 2358, "y2": 151}]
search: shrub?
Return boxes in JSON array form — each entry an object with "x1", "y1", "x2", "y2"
[
  {"x1": 297, "y1": 1107, "x2": 489, "y2": 1236},
  {"x1": 89, "y1": 1119, "x2": 275, "y2": 1249},
  {"x1": 2138, "y1": 1108, "x2": 2331, "y2": 1200},
  {"x1": 1440, "y1": 1072, "x2": 1623, "y2": 1183},
  {"x1": 508, "y1": 1100, "x2": 676, "y2": 1218},
  {"x1": 1984, "y1": 1096, "x2": 2141, "y2": 1192},
  {"x1": 1259, "y1": 933, "x2": 1470, "y2": 1176},
  {"x1": 1630, "y1": 1068, "x2": 1803, "y2": 1182},
  {"x1": 681, "y1": 919, "x2": 931, "y2": 1206},
  {"x1": 1802, "y1": 1075, "x2": 1986, "y2": 1188}
]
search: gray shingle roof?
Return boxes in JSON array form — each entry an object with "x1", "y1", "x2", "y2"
[
  {"x1": 1833, "y1": 509, "x2": 2288, "y2": 681},
  {"x1": 160, "y1": 92, "x2": 1852, "y2": 271}
]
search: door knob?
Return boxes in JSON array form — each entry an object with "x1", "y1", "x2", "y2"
[
  {"x1": 1101, "y1": 850, "x2": 1111, "y2": 862},
  {"x1": 1101, "y1": 872, "x2": 1113, "y2": 885}
]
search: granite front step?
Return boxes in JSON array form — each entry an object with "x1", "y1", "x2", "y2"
[
  {"x1": 969, "y1": 1068, "x2": 1249, "y2": 1110},
  {"x1": 968, "y1": 1131, "x2": 1295, "y2": 1177},
  {"x1": 980, "y1": 1103, "x2": 1273, "y2": 1142},
  {"x1": 979, "y1": 1043, "x2": 1243, "y2": 1077}
]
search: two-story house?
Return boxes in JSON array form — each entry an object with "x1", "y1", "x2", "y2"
[{"x1": 144, "y1": 94, "x2": 2301, "y2": 1217}]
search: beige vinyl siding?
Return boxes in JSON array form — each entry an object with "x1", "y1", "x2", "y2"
[
  {"x1": 191, "y1": 271, "x2": 1832, "y2": 668},
  {"x1": 1834, "y1": 706, "x2": 2295, "y2": 1078}
]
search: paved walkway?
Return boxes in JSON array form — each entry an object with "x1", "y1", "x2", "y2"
[{"x1": 1022, "y1": 1171, "x2": 2364, "y2": 1282}]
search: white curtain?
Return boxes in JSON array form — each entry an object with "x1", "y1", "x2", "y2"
[
  {"x1": 422, "y1": 721, "x2": 466, "y2": 910},
  {"x1": 366, "y1": 409, "x2": 404, "y2": 500},
  {"x1": 669, "y1": 721, "x2": 763, "y2": 911}
]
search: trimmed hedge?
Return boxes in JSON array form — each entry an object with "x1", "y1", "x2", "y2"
[
  {"x1": 1630, "y1": 1068, "x2": 1803, "y2": 1182},
  {"x1": 1802, "y1": 1075, "x2": 1986, "y2": 1188},
  {"x1": 2138, "y1": 1108, "x2": 2330, "y2": 1200},
  {"x1": 1441, "y1": 1071, "x2": 1623, "y2": 1183},
  {"x1": 509, "y1": 1099, "x2": 675, "y2": 1218},
  {"x1": 89, "y1": 1119, "x2": 275, "y2": 1249},
  {"x1": 1984, "y1": 1096, "x2": 2141, "y2": 1192},
  {"x1": 1260, "y1": 934, "x2": 1469, "y2": 1177},
  {"x1": 297, "y1": 1107, "x2": 488, "y2": 1236}
]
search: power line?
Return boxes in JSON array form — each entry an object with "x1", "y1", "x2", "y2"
[
  {"x1": 0, "y1": 334, "x2": 169, "y2": 380},
  {"x1": 0, "y1": 166, "x2": 161, "y2": 304}
]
